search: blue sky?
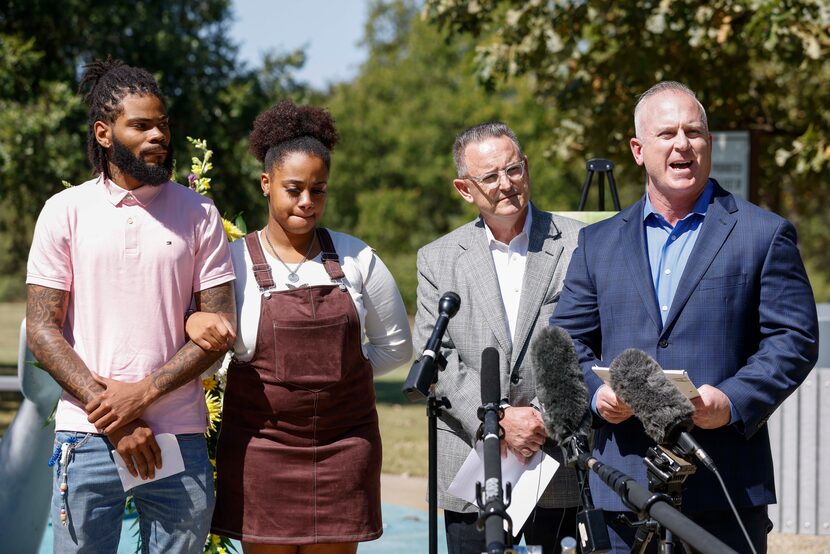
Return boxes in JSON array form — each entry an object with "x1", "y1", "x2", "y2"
[{"x1": 229, "y1": 0, "x2": 371, "y2": 89}]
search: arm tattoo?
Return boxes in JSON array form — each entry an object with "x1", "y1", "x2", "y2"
[
  {"x1": 151, "y1": 281, "x2": 237, "y2": 395},
  {"x1": 26, "y1": 284, "x2": 104, "y2": 404}
]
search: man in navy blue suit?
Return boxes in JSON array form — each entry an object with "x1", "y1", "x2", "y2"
[{"x1": 550, "y1": 81, "x2": 818, "y2": 553}]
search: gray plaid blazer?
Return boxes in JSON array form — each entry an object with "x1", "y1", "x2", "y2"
[{"x1": 414, "y1": 204, "x2": 584, "y2": 513}]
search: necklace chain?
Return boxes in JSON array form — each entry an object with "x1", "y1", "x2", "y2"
[{"x1": 262, "y1": 228, "x2": 315, "y2": 283}]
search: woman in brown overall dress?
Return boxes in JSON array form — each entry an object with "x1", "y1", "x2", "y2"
[{"x1": 187, "y1": 101, "x2": 412, "y2": 553}]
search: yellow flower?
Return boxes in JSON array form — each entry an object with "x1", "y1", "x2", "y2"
[
  {"x1": 223, "y1": 217, "x2": 245, "y2": 241},
  {"x1": 203, "y1": 377, "x2": 217, "y2": 391},
  {"x1": 205, "y1": 390, "x2": 222, "y2": 433}
]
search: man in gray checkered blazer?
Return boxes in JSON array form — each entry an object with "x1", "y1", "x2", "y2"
[{"x1": 414, "y1": 122, "x2": 584, "y2": 554}]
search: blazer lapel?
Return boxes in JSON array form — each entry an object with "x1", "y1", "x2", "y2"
[
  {"x1": 662, "y1": 187, "x2": 738, "y2": 333},
  {"x1": 621, "y1": 200, "x2": 664, "y2": 331},
  {"x1": 512, "y1": 208, "x2": 563, "y2": 369},
  {"x1": 457, "y1": 219, "x2": 512, "y2": 358}
]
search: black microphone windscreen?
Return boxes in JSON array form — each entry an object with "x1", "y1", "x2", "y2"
[
  {"x1": 481, "y1": 347, "x2": 501, "y2": 405},
  {"x1": 438, "y1": 291, "x2": 461, "y2": 318},
  {"x1": 531, "y1": 326, "x2": 591, "y2": 444},
  {"x1": 609, "y1": 349, "x2": 694, "y2": 444}
]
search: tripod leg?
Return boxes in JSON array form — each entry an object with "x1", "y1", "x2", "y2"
[
  {"x1": 578, "y1": 170, "x2": 593, "y2": 211},
  {"x1": 598, "y1": 172, "x2": 606, "y2": 211},
  {"x1": 607, "y1": 171, "x2": 621, "y2": 211}
]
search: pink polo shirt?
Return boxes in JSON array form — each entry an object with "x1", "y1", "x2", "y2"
[{"x1": 27, "y1": 176, "x2": 235, "y2": 434}]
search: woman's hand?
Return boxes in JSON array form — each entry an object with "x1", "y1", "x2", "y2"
[{"x1": 186, "y1": 311, "x2": 236, "y2": 352}]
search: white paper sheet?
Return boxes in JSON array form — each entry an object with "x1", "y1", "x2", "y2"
[
  {"x1": 592, "y1": 365, "x2": 700, "y2": 399},
  {"x1": 111, "y1": 433, "x2": 185, "y2": 491},
  {"x1": 447, "y1": 443, "x2": 560, "y2": 534}
]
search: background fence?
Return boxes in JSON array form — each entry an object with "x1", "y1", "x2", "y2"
[{"x1": 769, "y1": 304, "x2": 830, "y2": 535}]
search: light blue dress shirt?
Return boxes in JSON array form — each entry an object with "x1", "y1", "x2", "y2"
[
  {"x1": 643, "y1": 180, "x2": 713, "y2": 322},
  {"x1": 592, "y1": 179, "x2": 737, "y2": 423}
]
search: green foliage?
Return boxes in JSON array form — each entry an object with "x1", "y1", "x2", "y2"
[
  {"x1": 326, "y1": 0, "x2": 601, "y2": 306},
  {"x1": 423, "y1": 0, "x2": 830, "y2": 299},
  {"x1": 0, "y1": 1, "x2": 315, "y2": 301},
  {"x1": 380, "y1": 251, "x2": 418, "y2": 314}
]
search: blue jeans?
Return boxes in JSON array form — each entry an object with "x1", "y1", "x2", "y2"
[{"x1": 51, "y1": 431, "x2": 214, "y2": 553}]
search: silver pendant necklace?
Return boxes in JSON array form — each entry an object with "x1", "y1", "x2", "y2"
[{"x1": 262, "y1": 228, "x2": 315, "y2": 284}]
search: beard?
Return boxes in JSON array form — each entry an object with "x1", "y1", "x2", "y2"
[{"x1": 110, "y1": 135, "x2": 174, "y2": 186}]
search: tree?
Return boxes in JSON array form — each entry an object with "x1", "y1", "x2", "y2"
[
  {"x1": 423, "y1": 0, "x2": 830, "y2": 298},
  {"x1": 326, "y1": 0, "x2": 603, "y2": 309},
  {"x1": 0, "y1": 1, "x2": 312, "y2": 299}
]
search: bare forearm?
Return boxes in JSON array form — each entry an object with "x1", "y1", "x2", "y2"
[
  {"x1": 146, "y1": 281, "x2": 236, "y2": 400},
  {"x1": 26, "y1": 284, "x2": 104, "y2": 404},
  {"x1": 149, "y1": 341, "x2": 227, "y2": 396}
]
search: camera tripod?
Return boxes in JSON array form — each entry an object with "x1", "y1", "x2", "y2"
[{"x1": 578, "y1": 158, "x2": 621, "y2": 211}]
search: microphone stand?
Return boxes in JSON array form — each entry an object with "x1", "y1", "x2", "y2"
[
  {"x1": 427, "y1": 369, "x2": 450, "y2": 554},
  {"x1": 559, "y1": 436, "x2": 611, "y2": 553},
  {"x1": 403, "y1": 345, "x2": 450, "y2": 554},
  {"x1": 475, "y1": 401, "x2": 512, "y2": 554},
  {"x1": 580, "y1": 454, "x2": 737, "y2": 554},
  {"x1": 408, "y1": 351, "x2": 451, "y2": 554},
  {"x1": 402, "y1": 291, "x2": 460, "y2": 554},
  {"x1": 623, "y1": 447, "x2": 696, "y2": 554}
]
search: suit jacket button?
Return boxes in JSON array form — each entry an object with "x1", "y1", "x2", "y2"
[
  {"x1": 510, "y1": 373, "x2": 520, "y2": 384},
  {"x1": 658, "y1": 338, "x2": 669, "y2": 348}
]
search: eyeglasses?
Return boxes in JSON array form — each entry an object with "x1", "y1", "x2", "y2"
[{"x1": 464, "y1": 160, "x2": 525, "y2": 188}]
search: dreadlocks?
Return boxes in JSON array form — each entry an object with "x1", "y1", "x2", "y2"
[{"x1": 78, "y1": 57, "x2": 165, "y2": 179}]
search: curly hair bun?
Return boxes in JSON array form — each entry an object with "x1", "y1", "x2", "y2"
[{"x1": 249, "y1": 100, "x2": 339, "y2": 164}]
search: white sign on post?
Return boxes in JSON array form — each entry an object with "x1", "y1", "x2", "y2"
[{"x1": 711, "y1": 131, "x2": 751, "y2": 199}]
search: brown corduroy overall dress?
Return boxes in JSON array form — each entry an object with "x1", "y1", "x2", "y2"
[{"x1": 211, "y1": 229, "x2": 382, "y2": 544}]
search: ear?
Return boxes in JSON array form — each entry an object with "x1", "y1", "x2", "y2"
[
  {"x1": 453, "y1": 178, "x2": 476, "y2": 204},
  {"x1": 261, "y1": 172, "x2": 271, "y2": 196},
  {"x1": 94, "y1": 121, "x2": 112, "y2": 149},
  {"x1": 630, "y1": 137, "x2": 644, "y2": 167}
]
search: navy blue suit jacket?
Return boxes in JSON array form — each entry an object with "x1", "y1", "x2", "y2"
[{"x1": 550, "y1": 182, "x2": 818, "y2": 512}]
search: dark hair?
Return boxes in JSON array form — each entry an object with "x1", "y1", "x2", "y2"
[
  {"x1": 78, "y1": 57, "x2": 165, "y2": 179},
  {"x1": 453, "y1": 121, "x2": 523, "y2": 177},
  {"x1": 248, "y1": 100, "x2": 339, "y2": 173}
]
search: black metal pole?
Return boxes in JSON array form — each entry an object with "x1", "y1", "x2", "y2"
[
  {"x1": 598, "y1": 172, "x2": 606, "y2": 211},
  {"x1": 428, "y1": 395, "x2": 439, "y2": 554},
  {"x1": 607, "y1": 169, "x2": 621, "y2": 210},
  {"x1": 578, "y1": 170, "x2": 594, "y2": 211}
]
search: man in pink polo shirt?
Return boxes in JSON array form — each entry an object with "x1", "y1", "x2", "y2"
[{"x1": 26, "y1": 58, "x2": 236, "y2": 553}]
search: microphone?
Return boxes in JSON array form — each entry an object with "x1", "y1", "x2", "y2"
[
  {"x1": 532, "y1": 330, "x2": 737, "y2": 554},
  {"x1": 477, "y1": 347, "x2": 507, "y2": 554},
  {"x1": 403, "y1": 291, "x2": 461, "y2": 401},
  {"x1": 532, "y1": 326, "x2": 592, "y2": 451},
  {"x1": 531, "y1": 326, "x2": 610, "y2": 553},
  {"x1": 609, "y1": 349, "x2": 716, "y2": 473}
]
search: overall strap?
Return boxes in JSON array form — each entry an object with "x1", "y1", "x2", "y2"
[
  {"x1": 244, "y1": 232, "x2": 275, "y2": 290},
  {"x1": 316, "y1": 228, "x2": 346, "y2": 280}
]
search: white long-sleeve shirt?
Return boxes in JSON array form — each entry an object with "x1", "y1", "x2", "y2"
[{"x1": 229, "y1": 229, "x2": 412, "y2": 375}]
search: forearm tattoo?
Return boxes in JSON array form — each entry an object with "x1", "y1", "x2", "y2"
[
  {"x1": 26, "y1": 285, "x2": 104, "y2": 404},
  {"x1": 151, "y1": 282, "x2": 237, "y2": 395}
]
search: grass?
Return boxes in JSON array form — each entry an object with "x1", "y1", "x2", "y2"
[
  {"x1": 0, "y1": 303, "x2": 25, "y2": 434},
  {"x1": 376, "y1": 366, "x2": 428, "y2": 477},
  {"x1": 0, "y1": 302, "x2": 25, "y2": 368}
]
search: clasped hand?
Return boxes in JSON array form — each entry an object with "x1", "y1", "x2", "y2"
[
  {"x1": 107, "y1": 419, "x2": 163, "y2": 479},
  {"x1": 499, "y1": 406, "x2": 547, "y2": 465},
  {"x1": 596, "y1": 383, "x2": 731, "y2": 430},
  {"x1": 86, "y1": 376, "x2": 153, "y2": 434},
  {"x1": 185, "y1": 311, "x2": 236, "y2": 352}
]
